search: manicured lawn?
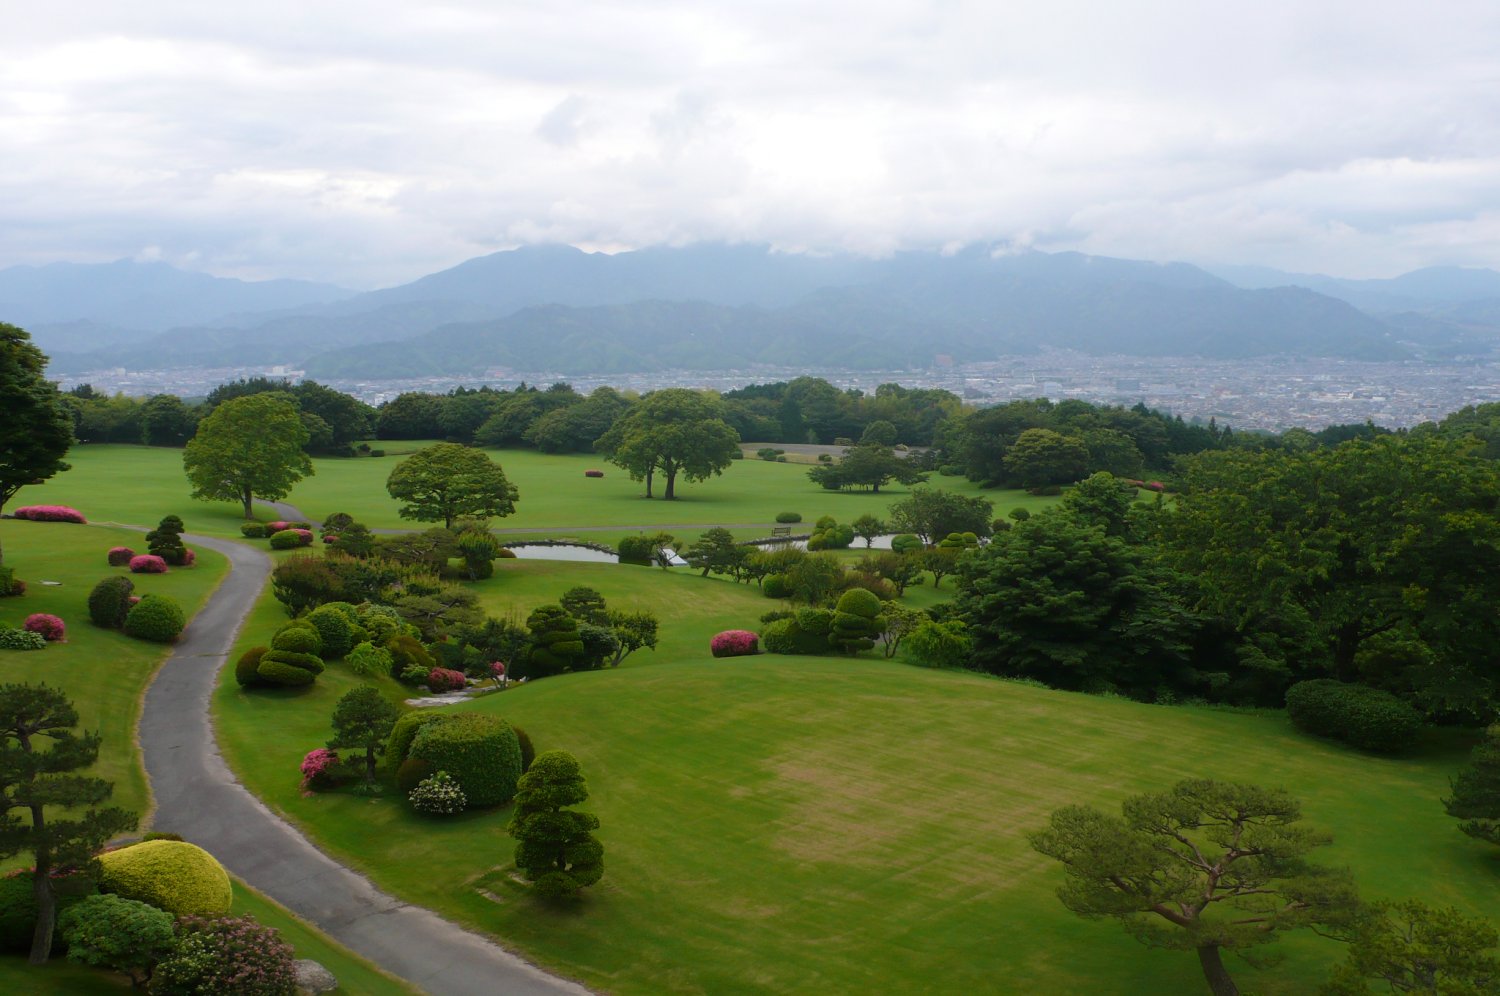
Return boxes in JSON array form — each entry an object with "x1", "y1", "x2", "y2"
[
  {"x1": 0, "y1": 874, "x2": 418, "y2": 994},
  {"x1": 0, "y1": 520, "x2": 229, "y2": 827},
  {"x1": 210, "y1": 560, "x2": 1500, "y2": 995}
]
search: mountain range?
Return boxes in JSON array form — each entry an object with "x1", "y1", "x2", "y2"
[{"x1": 7, "y1": 246, "x2": 1499, "y2": 377}]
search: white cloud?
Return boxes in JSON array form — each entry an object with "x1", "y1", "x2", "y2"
[{"x1": 1, "y1": 1, "x2": 1499, "y2": 286}]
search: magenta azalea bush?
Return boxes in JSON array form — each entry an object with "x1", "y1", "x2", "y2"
[
  {"x1": 128, "y1": 554, "x2": 169, "y2": 574},
  {"x1": 267, "y1": 521, "x2": 291, "y2": 533},
  {"x1": 106, "y1": 546, "x2": 136, "y2": 566},
  {"x1": 710, "y1": 629, "x2": 761, "y2": 658},
  {"x1": 23, "y1": 613, "x2": 66, "y2": 641},
  {"x1": 12, "y1": 505, "x2": 87, "y2": 524},
  {"x1": 426, "y1": 667, "x2": 467, "y2": 693},
  {"x1": 299, "y1": 748, "x2": 340, "y2": 791},
  {"x1": 293, "y1": 528, "x2": 314, "y2": 545},
  {"x1": 183, "y1": 548, "x2": 197, "y2": 566}
]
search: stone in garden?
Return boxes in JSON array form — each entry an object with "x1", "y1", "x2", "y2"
[{"x1": 295, "y1": 959, "x2": 339, "y2": 994}]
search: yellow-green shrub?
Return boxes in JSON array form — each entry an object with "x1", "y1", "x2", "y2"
[{"x1": 97, "y1": 840, "x2": 232, "y2": 918}]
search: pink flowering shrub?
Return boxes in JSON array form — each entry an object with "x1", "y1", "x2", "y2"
[
  {"x1": 12, "y1": 505, "x2": 87, "y2": 524},
  {"x1": 584, "y1": 469, "x2": 605, "y2": 478},
  {"x1": 267, "y1": 521, "x2": 291, "y2": 533},
  {"x1": 152, "y1": 914, "x2": 297, "y2": 995},
  {"x1": 106, "y1": 546, "x2": 136, "y2": 567},
  {"x1": 128, "y1": 555, "x2": 169, "y2": 574},
  {"x1": 426, "y1": 667, "x2": 467, "y2": 693},
  {"x1": 183, "y1": 549, "x2": 196, "y2": 566},
  {"x1": 323, "y1": 534, "x2": 339, "y2": 544},
  {"x1": 23, "y1": 614, "x2": 66, "y2": 641},
  {"x1": 127, "y1": 596, "x2": 142, "y2": 606},
  {"x1": 293, "y1": 529, "x2": 314, "y2": 546},
  {"x1": 710, "y1": 629, "x2": 761, "y2": 658},
  {"x1": 299, "y1": 748, "x2": 341, "y2": 791}
]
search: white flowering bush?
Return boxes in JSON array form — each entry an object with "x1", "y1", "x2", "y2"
[{"x1": 409, "y1": 770, "x2": 467, "y2": 815}]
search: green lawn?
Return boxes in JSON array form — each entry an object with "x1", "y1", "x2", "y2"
[
  {"x1": 210, "y1": 559, "x2": 1500, "y2": 995},
  {"x1": 0, "y1": 520, "x2": 229, "y2": 826},
  {"x1": 0, "y1": 874, "x2": 418, "y2": 994}
]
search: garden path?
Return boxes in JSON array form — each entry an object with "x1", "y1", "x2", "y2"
[{"x1": 138, "y1": 532, "x2": 590, "y2": 996}]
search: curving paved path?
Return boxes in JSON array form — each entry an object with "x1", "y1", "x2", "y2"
[{"x1": 139, "y1": 533, "x2": 591, "y2": 996}]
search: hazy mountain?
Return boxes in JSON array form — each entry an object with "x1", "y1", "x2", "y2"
[
  {"x1": 1208, "y1": 263, "x2": 1500, "y2": 312},
  {"x1": 0, "y1": 259, "x2": 354, "y2": 333}
]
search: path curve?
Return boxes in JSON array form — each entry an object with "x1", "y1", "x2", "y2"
[{"x1": 139, "y1": 533, "x2": 590, "y2": 996}]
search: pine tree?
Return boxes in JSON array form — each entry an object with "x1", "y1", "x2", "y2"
[{"x1": 506, "y1": 751, "x2": 603, "y2": 898}]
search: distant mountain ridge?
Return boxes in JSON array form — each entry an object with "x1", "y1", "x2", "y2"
[{"x1": 11, "y1": 245, "x2": 1500, "y2": 376}]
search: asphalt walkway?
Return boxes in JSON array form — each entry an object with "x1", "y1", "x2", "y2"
[{"x1": 138, "y1": 532, "x2": 590, "y2": 996}]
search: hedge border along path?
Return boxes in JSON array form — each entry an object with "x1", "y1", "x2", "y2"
[{"x1": 138, "y1": 533, "x2": 589, "y2": 996}]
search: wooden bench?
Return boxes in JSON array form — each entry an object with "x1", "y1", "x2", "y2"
[{"x1": 770, "y1": 526, "x2": 792, "y2": 539}]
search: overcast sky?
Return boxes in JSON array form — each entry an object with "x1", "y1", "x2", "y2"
[{"x1": 4, "y1": 1, "x2": 1499, "y2": 288}]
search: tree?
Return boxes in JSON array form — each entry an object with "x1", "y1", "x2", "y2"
[
  {"x1": 385, "y1": 443, "x2": 519, "y2": 528},
  {"x1": 0, "y1": 324, "x2": 73, "y2": 535},
  {"x1": 0, "y1": 684, "x2": 137, "y2": 963},
  {"x1": 1444, "y1": 727, "x2": 1500, "y2": 846},
  {"x1": 605, "y1": 609, "x2": 659, "y2": 667},
  {"x1": 1322, "y1": 900, "x2": 1499, "y2": 995},
  {"x1": 886, "y1": 487, "x2": 995, "y2": 547},
  {"x1": 183, "y1": 393, "x2": 313, "y2": 519},
  {"x1": 852, "y1": 513, "x2": 886, "y2": 547},
  {"x1": 684, "y1": 527, "x2": 747, "y2": 578},
  {"x1": 1031, "y1": 779, "x2": 1358, "y2": 996},
  {"x1": 1060, "y1": 471, "x2": 1138, "y2": 537},
  {"x1": 807, "y1": 443, "x2": 929, "y2": 493},
  {"x1": 138, "y1": 394, "x2": 197, "y2": 447},
  {"x1": 859, "y1": 419, "x2": 899, "y2": 446},
  {"x1": 595, "y1": 388, "x2": 740, "y2": 499},
  {"x1": 559, "y1": 586, "x2": 609, "y2": 626},
  {"x1": 327, "y1": 686, "x2": 399, "y2": 787},
  {"x1": 506, "y1": 750, "x2": 604, "y2": 898},
  {"x1": 1003, "y1": 428, "x2": 1090, "y2": 489}
]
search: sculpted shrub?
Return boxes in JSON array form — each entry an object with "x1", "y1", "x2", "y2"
[
  {"x1": 396, "y1": 758, "x2": 434, "y2": 794},
  {"x1": 426, "y1": 667, "x2": 467, "y2": 693},
  {"x1": 1285, "y1": 679, "x2": 1425, "y2": 753},
  {"x1": 710, "y1": 630, "x2": 760, "y2": 658},
  {"x1": 97, "y1": 839, "x2": 233, "y2": 918},
  {"x1": 268, "y1": 529, "x2": 303, "y2": 550},
  {"x1": 128, "y1": 554, "x2": 168, "y2": 574},
  {"x1": 408, "y1": 713, "x2": 523, "y2": 806},
  {"x1": 123, "y1": 595, "x2": 186, "y2": 642},
  {"x1": 12, "y1": 505, "x2": 86, "y2": 523},
  {"x1": 270, "y1": 623, "x2": 321, "y2": 655},
  {"x1": 89, "y1": 576, "x2": 134, "y2": 628},
  {"x1": 386, "y1": 711, "x2": 453, "y2": 766},
  {"x1": 151, "y1": 914, "x2": 297, "y2": 996},
  {"x1": 775, "y1": 511, "x2": 802, "y2": 523},
  {"x1": 305, "y1": 604, "x2": 354, "y2": 659},
  {"x1": 830, "y1": 587, "x2": 884, "y2": 654},
  {"x1": 235, "y1": 646, "x2": 269, "y2": 687},
  {"x1": 106, "y1": 546, "x2": 135, "y2": 566},
  {"x1": 23, "y1": 613, "x2": 66, "y2": 641},
  {"x1": 239, "y1": 522, "x2": 269, "y2": 538}
]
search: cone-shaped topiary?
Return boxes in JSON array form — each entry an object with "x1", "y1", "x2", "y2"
[
  {"x1": 506, "y1": 750, "x2": 604, "y2": 897},
  {"x1": 96, "y1": 840, "x2": 233, "y2": 918}
]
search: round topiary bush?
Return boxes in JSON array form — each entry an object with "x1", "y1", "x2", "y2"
[
  {"x1": 512, "y1": 724, "x2": 536, "y2": 772},
  {"x1": 830, "y1": 587, "x2": 885, "y2": 653},
  {"x1": 1284, "y1": 679, "x2": 1425, "y2": 753},
  {"x1": 239, "y1": 522, "x2": 269, "y2": 538},
  {"x1": 23, "y1": 613, "x2": 66, "y2": 641},
  {"x1": 97, "y1": 840, "x2": 233, "y2": 918},
  {"x1": 305, "y1": 604, "x2": 354, "y2": 659},
  {"x1": 890, "y1": 534, "x2": 924, "y2": 554},
  {"x1": 123, "y1": 595, "x2": 185, "y2": 643},
  {"x1": 775, "y1": 511, "x2": 802, "y2": 523},
  {"x1": 235, "y1": 647, "x2": 269, "y2": 688},
  {"x1": 128, "y1": 554, "x2": 168, "y2": 574},
  {"x1": 106, "y1": 546, "x2": 135, "y2": 567},
  {"x1": 268, "y1": 529, "x2": 302, "y2": 550},
  {"x1": 408, "y1": 713, "x2": 523, "y2": 806},
  {"x1": 255, "y1": 649, "x2": 324, "y2": 686},
  {"x1": 762, "y1": 574, "x2": 792, "y2": 599},
  {"x1": 270, "y1": 624, "x2": 322, "y2": 655},
  {"x1": 710, "y1": 630, "x2": 760, "y2": 658},
  {"x1": 88, "y1": 576, "x2": 135, "y2": 629},
  {"x1": 386, "y1": 711, "x2": 453, "y2": 766}
]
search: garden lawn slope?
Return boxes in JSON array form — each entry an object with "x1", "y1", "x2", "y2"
[{"x1": 216, "y1": 643, "x2": 1498, "y2": 994}]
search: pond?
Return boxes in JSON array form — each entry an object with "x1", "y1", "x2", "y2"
[{"x1": 502, "y1": 542, "x2": 689, "y2": 566}]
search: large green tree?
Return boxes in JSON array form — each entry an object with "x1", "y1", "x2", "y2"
[
  {"x1": 1158, "y1": 435, "x2": 1500, "y2": 716},
  {"x1": 385, "y1": 443, "x2": 518, "y2": 528},
  {"x1": 0, "y1": 323, "x2": 73, "y2": 531},
  {"x1": 1003, "y1": 427, "x2": 1090, "y2": 489},
  {"x1": 886, "y1": 487, "x2": 994, "y2": 547},
  {"x1": 807, "y1": 443, "x2": 929, "y2": 493},
  {"x1": 183, "y1": 393, "x2": 313, "y2": 518},
  {"x1": 0, "y1": 684, "x2": 137, "y2": 964},
  {"x1": 1322, "y1": 900, "x2": 1500, "y2": 995},
  {"x1": 595, "y1": 388, "x2": 740, "y2": 499},
  {"x1": 1031, "y1": 779, "x2": 1358, "y2": 996}
]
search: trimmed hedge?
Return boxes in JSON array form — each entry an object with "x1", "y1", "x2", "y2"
[
  {"x1": 761, "y1": 610, "x2": 835, "y2": 655},
  {"x1": 387, "y1": 711, "x2": 453, "y2": 765},
  {"x1": 97, "y1": 840, "x2": 233, "y2": 918},
  {"x1": 107, "y1": 546, "x2": 135, "y2": 567},
  {"x1": 123, "y1": 595, "x2": 185, "y2": 643},
  {"x1": 1284, "y1": 679, "x2": 1425, "y2": 754},
  {"x1": 254, "y1": 658, "x2": 317, "y2": 686},
  {"x1": 258, "y1": 648, "x2": 324, "y2": 678},
  {"x1": 235, "y1": 646, "x2": 269, "y2": 687},
  {"x1": 775, "y1": 511, "x2": 802, "y2": 523},
  {"x1": 89, "y1": 576, "x2": 134, "y2": 628},
  {"x1": 239, "y1": 522, "x2": 269, "y2": 538},
  {"x1": 268, "y1": 529, "x2": 307, "y2": 550},
  {"x1": 710, "y1": 630, "x2": 760, "y2": 658},
  {"x1": 408, "y1": 713, "x2": 523, "y2": 806}
]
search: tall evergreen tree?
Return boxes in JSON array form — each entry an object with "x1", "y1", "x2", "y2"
[{"x1": 0, "y1": 323, "x2": 73, "y2": 562}]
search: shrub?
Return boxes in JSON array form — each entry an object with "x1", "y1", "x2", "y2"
[
  {"x1": 760, "y1": 615, "x2": 833, "y2": 655},
  {"x1": 775, "y1": 511, "x2": 802, "y2": 523},
  {"x1": 259, "y1": 648, "x2": 324, "y2": 677},
  {"x1": 97, "y1": 839, "x2": 233, "y2": 918},
  {"x1": 23, "y1": 613, "x2": 65, "y2": 641},
  {"x1": 496, "y1": 547, "x2": 517, "y2": 558},
  {"x1": 58, "y1": 893, "x2": 176, "y2": 986},
  {"x1": 12, "y1": 504, "x2": 86, "y2": 523},
  {"x1": 710, "y1": 630, "x2": 760, "y2": 658},
  {"x1": 345, "y1": 640, "x2": 394, "y2": 678},
  {"x1": 254, "y1": 658, "x2": 314, "y2": 687},
  {"x1": 426, "y1": 667, "x2": 467, "y2": 693},
  {"x1": 239, "y1": 522, "x2": 269, "y2": 538},
  {"x1": 305, "y1": 604, "x2": 354, "y2": 659},
  {"x1": 123, "y1": 595, "x2": 186, "y2": 643},
  {"x1": 512, "y1": 725, "x2": 536, "y2": 772},
  {"x1": 0, "y1": 870, "x2": 96, "y2": 954},
  {"x1": 270, "y1": 624, "x2": 321, "y2": 655},
  {"x1": 268, "y1": 529, "x2": 303, "y2": 550},
  {"x1": 386, "y1": 633, "x2": 434, "y2": 680},
  {"x1": 128, "y1": 554, "x2": 169, "y2": 574},
  {"x1": 234, "y1": 647, "x2": 269, "y2": 687},
  {"x1": 299, "y1": 748, "x2": 341, "y2": 790},
  {"x1": 758, "y1": 448, "x2": 785, "y2": 461},
  {"x1": 904, "y1": 619, "x2": 973, "y2": 669},
  {"x1": 267, "y1": 521, "x2": 291, "y2": 533},
  {"x1": 0, "y1": 565, "x2": 19, "y2": 598},
  {"x1": 387, "y1": 711, "x2": 453, "y2": 766},
  {"x1": 584, "y1": 469, "x2": 605, "y2": 478},
  {"x1": 830, "y1": 587, "x2": 884, "y2": 654},
  {"x1": 408, "y1": 713, "x2": 523, "y2": 806},
  {"x1": 409, "y1": 771, "x2": 467, "y2": 815},
  {"x1": 0, "y1": 627, "x2": 47, "y2": 650},
  {"x1": 146, "y1": 515, "x2": 189, "y2": 565},
  {"x1": 890, "y1": 533, "x2": 924, "y2": 554},
  {"x1": 106, "y1": 546, "x2": 135, "y2": 566},
  {"x1": 616, "y1": 535, "x2": 656, "y2": 566},
  {"x1": 1284, "y1": 679, "x2": 1425, "y2": 753},
  {"x1": 151, "y1": 914, "x2": 296, "y2": 996},
  {"x1": 88, "y1": 576, "x2": 134, "y2": 628},
  {"x1": 762, "y1": 574, "x2": 792, "y2": 599}
]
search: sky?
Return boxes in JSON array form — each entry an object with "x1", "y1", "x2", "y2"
[{"x1": 4, "y1": 1, "x2": 1500, "y2": 289}]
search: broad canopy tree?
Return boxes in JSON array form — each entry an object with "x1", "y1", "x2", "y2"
[
  {"x1": 385, "y1": 442, "x2": 519, "y2": 528},
  {"x1": 0, "y1": 323, "x2": 73, "y2": 531},
  {"x1": 595, "y1": 388, "x2": 740, "y2": 499},
  {"x1": 183, "y1": 393, "x2": 313, "y2": 518},
  {"x1": 886, "y1": 487, "x2": 994, "y2": 547},
  {"x1": 806, "y1": 442, "x2": 929, "y2": 493}
]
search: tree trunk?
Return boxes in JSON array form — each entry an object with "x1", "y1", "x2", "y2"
[
  {"x1": 1196, "y1": 945, "x2": 1239, "y2": 996},
  {"x1": 242, "y1": 487, "x2": 254, "y2": 520},
  {"x1": 664, "y1": 469, "x2": 677, "y2": 500},
  {"x1": 28, "y1": 807, "x2": 54, "y2": 965},
  {"x1": 644, "y1": 466, "x2": 654, "y2": 498},
  {"x1": 366, "y1": 746, "x2": 377, "y2": 785}
]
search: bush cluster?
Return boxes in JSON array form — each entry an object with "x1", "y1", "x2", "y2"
[
  {"x1": 129, "y1": 554, "x2": 169, "y2": 574},
  {"x1": 22, "y1": 613, "x2": 66, "y2": 641},
  {"x1": 0, "y1": 627, "x2": 47, "y2": 651},
  {"x1": 1284, "y1": 679, "x2": 1425, "y2": 753},
  {"x1": 710, "y1": 630, "x2": 760, "y2": 658},
  {"x1": 890, "y1": 534, "x2": 924, "y2": 554},
  {"x1": 11, "y1": 504, "x2": 86, "y2": 523},
  {"x1": 123, "y1": 595, "x2": 186, "y2": 643},
  {"x1": 88, "y1": 576, "x2": 135, "y2": 628},
  {"x1": 408, "y1": 713, "x2": 523, "y2": 807},
  {"x1": 107, "y1": 546, "x2": 135, "y2": 566},
  {"x1": 151, "y1": 914, "x2": 297, "y2": 996},
  {"x1": 0, "y1": 871, "x2": 94, "y2": 953},
  {"x1": 761, "y1": 608, "x2": 835, "y2": 655},
  {"x1": 57, "y1": 893, "x2": 176, "y2": 986},
  {"x1": 616, "y1": 535, "x2": 657, "y2": 566},
  {"x1": 807, "y1": 516, "x2": 855, "y2": 551},
  {"x1": 305, "y1": 603, "x2": 355, "y2": 659}
]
